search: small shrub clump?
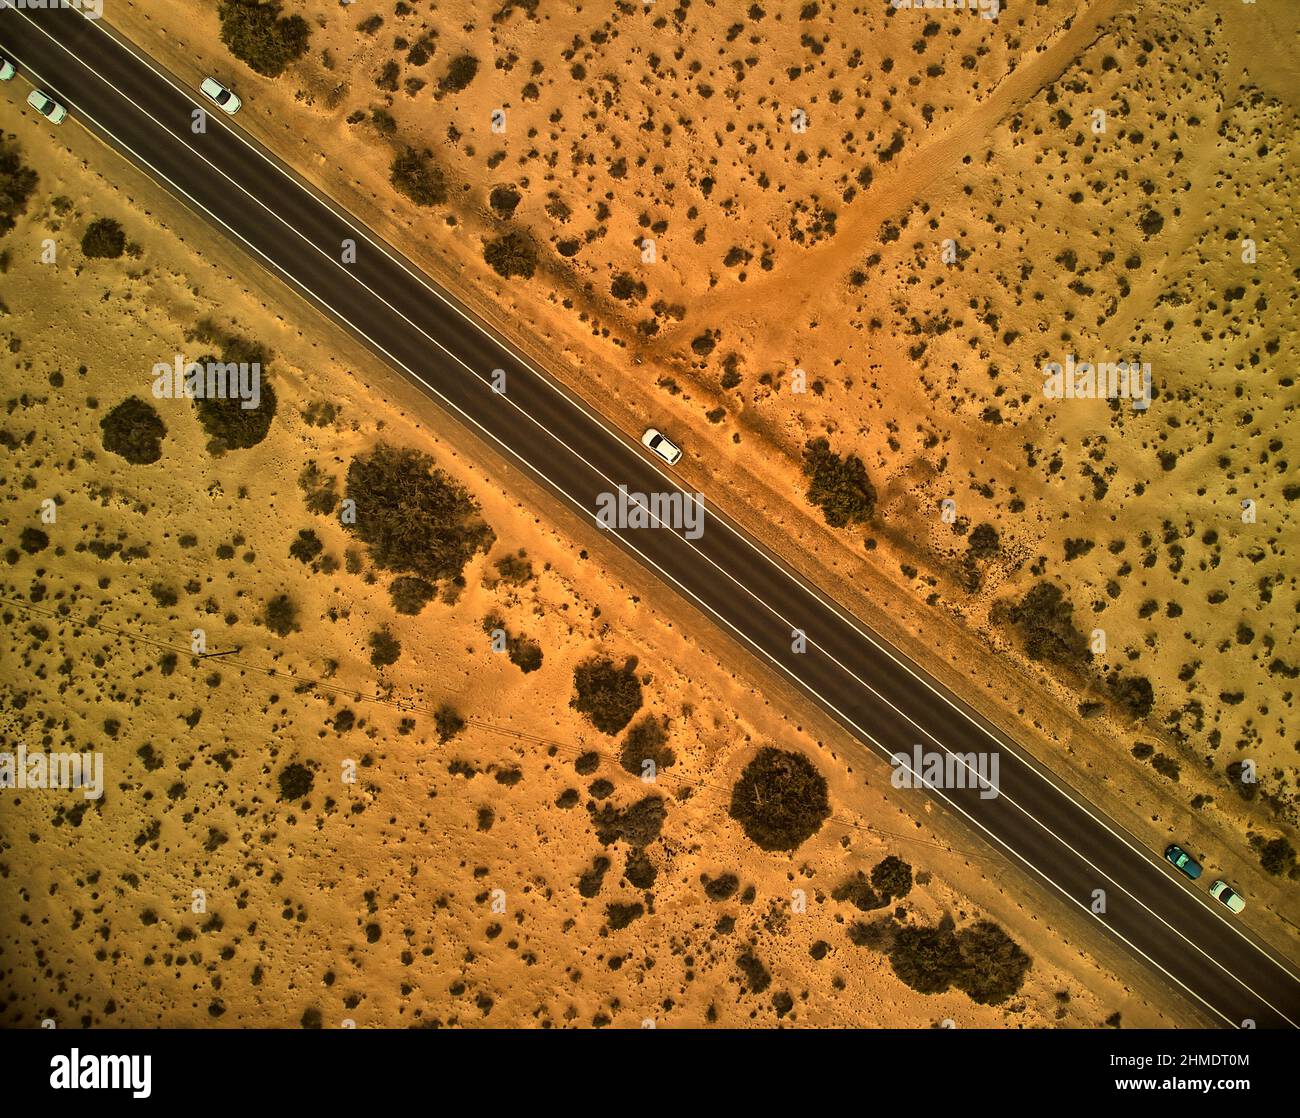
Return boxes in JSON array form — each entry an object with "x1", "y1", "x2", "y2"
[
  {"x1": 81, "y1": 217, "x2": 127, "y2": 258},
  {"x1": 802, "y1": 437, "x2": 876, "y2": 527}
]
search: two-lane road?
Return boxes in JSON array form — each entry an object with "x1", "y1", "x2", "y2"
[{"x1": 3, "y1": 6, "x2": 1297, "y2": 1026}]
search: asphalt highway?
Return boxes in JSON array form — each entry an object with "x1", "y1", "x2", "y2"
[{"x1": 3, "y1": 5, "x2": 1297, "y2": 1027}]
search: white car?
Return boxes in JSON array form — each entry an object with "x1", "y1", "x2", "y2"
[
  {"x1": 26, "y1": 89, "x2": 67, "y2": 124},
  {"x1": 0, "y1": 53, "x2": 16, "y2": 82},
  {"x1": 200, "y1": 77, "x2": 241, "y2": 115},
  {"x1": 642, "y1": 427, "x2": 682, "y2": 465},
  {"x1": 1209, "y1": 879, "x2": 1245, "y2": 914}
]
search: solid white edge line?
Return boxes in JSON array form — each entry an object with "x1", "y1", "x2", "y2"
[{"x1": 8, "y1": 13, "x2": 1297, "y2": 1025}]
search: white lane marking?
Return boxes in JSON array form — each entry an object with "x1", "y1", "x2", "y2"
[
  {"x1": 10, "y1": 18, "x2": 1297, "y2": 1022},
  {"x1": 62, "y1": 5, "x2": 1300, "y2": 986}
]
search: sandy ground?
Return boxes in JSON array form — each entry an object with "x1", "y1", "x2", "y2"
[
  {"x1": 89, "y1": 0, "x2": 1300, "y2": 947},
  {"x1": 0, "y1": 65, "x2": 1182, "y2": 1026}
]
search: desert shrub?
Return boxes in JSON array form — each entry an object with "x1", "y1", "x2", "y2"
[
  {"x1": 802, "y1": 437, "x2": 876, "y2": 527},
  {"x1": 278, "y1": 762, "x2": 313, "y2": 800},
  {"x1": 889, "y1": 925, "x2": 963, "y2": 995},
  {"x1": 831, "y1": 871, "x2": 886, "y2": 912},
  {"x1": 624, "y1": 849, "x2": 657, "y2": 889},
  {"x1": 439, "y1": 54, "x2": 480, "y2": 92},
  {"x1": 589, "y1": 795, "x2": 665, "y2": 846},
  {"x1": 193, "y1": 375, "x2": 277, "y2": 452},
  {"x1": 967, "y1": 522, "x2": 1000, "y2": 560},
  {"x1": 289, "y1": 529, "x2": 323, "y2": 564},
  {"x1": 369, "y1": 626, "x2": 401, "y2": 667},
  {"x1": 1151, "y1": 753, "x2": 1180, "y2": 781},
  {"x1": 298, "y1": 461, "x2": 338, "y2": 516},
  {"x1": 345, "y1": 442, "x2": 494, "y2": 583},
  {"x1": 492, "y1": 549, "x2": 533, "y2": 585},
  {"x1": 1107, "y1": 672, "x2": 1154, "y2": 719},
  {"x1": 571, "y1": 657, "x2": 642, "y2": 734},
  {"x1": 81, "y1": 217, "x2": 126, "y2": 259},
  {"x1": 483, "y1": 230, "x2": 537, "y2": 279},
  {"x1": 701, "y1": 872, "x2": 740, "y2": 901},
  {"x1": 390, "y1": 148, "x2": 447, "y2": 206},
  {"x1": 619, "y1": 715, "x2": 675, "y2": 775},
  {"x1": 578, "y1": 856, "x2": 610, "y2": 898},
  {"x1": 489, "y1": 184, "x2": 521, "y2": 217},
  {"x1": 263, "y1": 593, "x2": 299, "y2": 636},
  {"x1": 1007, "y1": 581, "x2": 1089, "y2": 667},
  {"x1": 188, "y1": 324, "x2": 276, "y2": 452},
  {"x1": 483, "y1": 614, "x2": 542, "y2": 673},
  {"x1": 100, "y1": 397, "x2": 166, "y2": 464},
  {"x1": 605, "y1": 902, "x2": 644, "y2": 930},
  {"x1": 1259, "y1": 836, "x2": 1296, "y2": 877},
  {"x1": 729, "y1": 746, "x2": 831, "y2": 851},
  {"x1": 217, "y1": 0, "x2": 311, "y2": 78},
  {"x1": 389, "y1": 575, "x2": 435, "y2": 614},
  {"x1": 434, "y1": 704, "x2": 465, "y2": 742},
  {"x1": 871, "y1": 855, "x2": 913, "y2": 901},
  {"x1": 954, "y1": 921, "x2": 1032, "y2": 1005},
  {"x1": 20, "y1": 527, "x2": 49, "y2": 554},
  {"x1": 0, "y1": 139, "x2": 38, "y2": 237},
  {"x1": 737, "y1": 952, "x2": 771, "y2": 994}
]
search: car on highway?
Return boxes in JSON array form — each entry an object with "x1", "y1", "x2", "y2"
[
  {"x1": 26, "y1": 88, "x2": 67, "y2": 124},
  {"x1": 1209, "y1": 880, "x2": 1245, "y2": 914},
  {"x1": 642, "y1": 427, "x2": 682, "y2": 465},
  {"x1": 200, "y1": 77, "x2": 241, "y2": 115},
  {"x1": 1164, "y1": 844, "x2": 1203, "y2": 880},
  {"x1": 0, "y1": 52, "x2": 15, "y2": 82}
]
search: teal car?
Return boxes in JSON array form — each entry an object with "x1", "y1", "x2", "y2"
[{"x1": 1164, "y1": 844, "x2": 1203, "y2": 880}]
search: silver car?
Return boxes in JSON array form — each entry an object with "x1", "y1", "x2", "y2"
[
  {"x1": 27, "y1": 88, "x2": 67, "y2": 124},
  {"x1": 200, "y1": 77, "x2": 241, "y2": 115},
  {"x1": 642, "y1": 427, "x2": 682, "y2": 465},
  {"x1": 0, "y1": 53, "x2": 16, "y2": 82}
]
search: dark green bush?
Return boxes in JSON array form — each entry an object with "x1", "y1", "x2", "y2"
[
  {"x1": 289, "y1": 528, "x2": 323, "y2": 564},
  {"x1": 434, "y1": 704, "x2": 465, "y2": 742},
  {"x1": 278, "y1": 762, "x2": 313, "y2": 800},
  {"x1": 483, "y1": 230, "x2": 538, "y2": 279},
  {"x1": 729, "y1": 746, "x2": 830, "y2": 851},
  {"x1": 1007, "y1": 581, "x2": 1090, "y2": 667},
  {"x1": 439, "y1": 54, "x2": 480, "y2": 93},
  {"x1": 619, "y1": 715, "x2": 675, "y2": 775},
  {"x1": 345, "y1": 442, "x2": 495, "y2": 584},
  {"x1": 369, "y1": 626, "x2": 401, "y2": 667},
  {"x1": 264, "y1": 593, "x2": 299, "y2": 636},
  {"x1": 1259, "y1": 836, "x2": 1296, "y2": 877},
  {"x1": 871, "y1": 855, "x2": 914, "y2": 901},
  {"x1": 81, "y1": 217, "x2": 126, "y2": 258},
  {"x1": 571, "y1": 657, "x2": 642, "y2": 735},
  {"x1": 1107, "y1": 672, "x2": 1154, "y2": 718},
  {"x1": 802, "y1": 437, "x2": 876, "y2": 527},
  {"x1": 100, "y1": 397, "x2": 166, "y2": 464},
  {"x1": 954, "y1": 920, "x2": 1032, "y2": 1005},
  {"x1": 218, "y1": 0, "x2": 311, "y2": 78},
  {"x1": 0, "y1": 139, "x2": 38, "y2": 237},
  {"x1": 390, "y1": 148, "x2": 447, "y2": 206},
  {"x1": 390, "y1": 575, "x2": 435, "y2": 614}
]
